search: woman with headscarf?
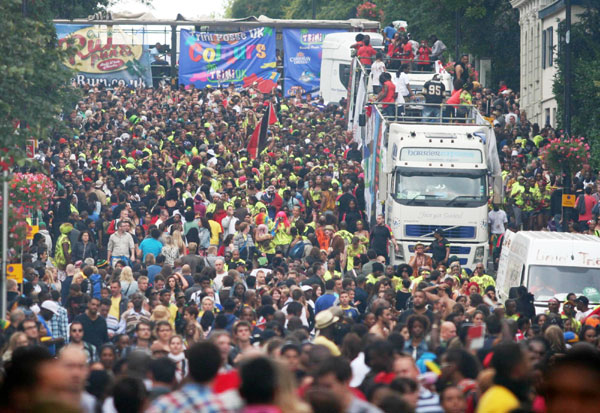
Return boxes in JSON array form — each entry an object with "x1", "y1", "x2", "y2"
[
  {"x1": 271, "y1": 211, "x2": 292, "y2": 254},
  {"x1": 255, "y1": 223, "x2": 276, "y2": 262}
]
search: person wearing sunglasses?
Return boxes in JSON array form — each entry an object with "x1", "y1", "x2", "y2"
[{"x1": 69, "y1": 321, "x2": 97, "y2": 364}]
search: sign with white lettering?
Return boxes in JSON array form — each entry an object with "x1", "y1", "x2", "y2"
[{"x1": 400, "y1": 148, "x2": 482, "y2": 163}]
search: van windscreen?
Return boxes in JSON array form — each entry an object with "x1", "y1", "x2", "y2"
[{"x1": 528, "y1": 265, "x2": 600, "y2": 303}]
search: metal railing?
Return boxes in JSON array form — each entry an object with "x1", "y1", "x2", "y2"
[{"x1": 369, "y1": 102, "x2": 480, "y2": 124}]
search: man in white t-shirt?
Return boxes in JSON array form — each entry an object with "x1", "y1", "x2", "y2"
[
  {"x1": 575, "y1": 296, "x2": 594, "y2": 322},
  {"x1": 370, "y1": 52, "x2": 386, "y2": 94},
  {"x1": 488, "y1": 204, "x2": 508, "y2": 235},
  {"x1": 394, "y1": 64, "x2": 413, "y2": 105},
  {"x1": 212, "y1": 258, "x2": 229, "y2": 291}
]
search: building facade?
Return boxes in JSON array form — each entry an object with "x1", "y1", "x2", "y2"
[{"x1": 511, "y1": 0, "x2": 584, "y2": 128}]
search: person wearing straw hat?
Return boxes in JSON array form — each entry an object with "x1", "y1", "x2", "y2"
[{"x1": 313, "y1": 309, "x2": 341, "y2": 356}]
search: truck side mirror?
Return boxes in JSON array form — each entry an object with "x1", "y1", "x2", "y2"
[{"x1": 359, "y1": 114, "x2": 366, "y2": 126}]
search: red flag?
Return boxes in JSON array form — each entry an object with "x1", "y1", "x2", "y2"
[
  {"x1": 268, "y1": 101, "x2": 278, "y2": 125},
  {"x1": 247, "y1": 103, "x2": 275, "y2": 159}
]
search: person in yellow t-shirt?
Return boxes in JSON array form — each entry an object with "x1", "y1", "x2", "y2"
[
  {"x1": 206, "y1": 212, "x2": 223, "y2": 247},
  {"x1": 476, "y1": 342, "x2": 528, "y2": 413}
]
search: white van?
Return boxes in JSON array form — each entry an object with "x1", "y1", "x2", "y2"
[
  {"x1": 320, "y1": 32, "x2": 383, "y2": 104},
  {"x1": 496, "y1": 230, "x2": 600, "y2": 312}
]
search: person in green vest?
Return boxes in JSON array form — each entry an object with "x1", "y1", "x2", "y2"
[
  {"x1": 510, "y1": 175, "x2": 526, "y2": 229},
  {"x1": 345, "y1": 236, "x2": 366, "y2": 272},
  {"x1": 471, "y1": 263, "x2": 495, "y2": 291},
  {"x1": 54, "y1": 222, "x2": 73, "y2": 272},
  {"x1": 323, "y1": 258, "x2": 342, "y2": 281},
  {"x1": 271, "y1": 211, "x2": 292, "y2": 253}
]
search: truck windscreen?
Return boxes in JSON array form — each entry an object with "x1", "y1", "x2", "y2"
[
  {"x1": 394, "y1": 170, "x2": 487, "y2": 206},
  {"x1": 528, "y1": 265, "x2": 600, "y2": 303}
]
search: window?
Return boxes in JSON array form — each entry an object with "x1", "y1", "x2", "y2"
[
  {"x1": 339, "y1": 63, "x2": 351, "y2": 91},
  {"x1": 542, "y1": 30, "x2": 547, "y2": 69},
  {"x1": 547, "y1": 26, "x2": 554, "y2": 67},
  {"x1": 394, "y1": 170, "x2": 487, "y2": 207}
]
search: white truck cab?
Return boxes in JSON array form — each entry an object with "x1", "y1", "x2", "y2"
[
  {"x1": 497, "y1": 230, "x2": 600, "y2": 312},
  {"x1": 385, "y1": 121, "x2": 493, "y2": 268}
]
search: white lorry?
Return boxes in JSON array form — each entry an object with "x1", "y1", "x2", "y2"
[
  {"x1": 348, "y1": 57, "x2": 502, "y2": 269},
  {"x1": 496, "y1": 230, "x2": 600, "y2": 312}
]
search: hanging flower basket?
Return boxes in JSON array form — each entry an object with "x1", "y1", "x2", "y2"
[
  {"x1": 356, "y1": 2, "x2": 384, "y2": 22},
  {"x1": 0, "y1": 173, "x2": 55, "y2": 257},
  {"x1": 541, "y1": 136, "x2": 590, "y2": 174},
  {"x1": 10, "y1": 173, "x2": 56, "y2": 212}
]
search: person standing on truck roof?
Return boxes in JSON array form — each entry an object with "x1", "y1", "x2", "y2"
[
  {"x1": 357, "y1": 36, "x2": 377, "y2": 67},
  {"x1": 370, "y1": 214, "x2": 398, "y2": 263},
  {"x1": 370, "y1": 52, "x2": 386, "y2": 95},
  {"x1": 416, "y1": 40, "x2": 431, "y2": 71},
  {"x1": 350, "y1": 33, "x2": 365, "y2": 50},
  {"x1": 425, "y1": 229, "x2": 450, "y2": 266},
  {"x1": 383, "y1": 22, "x2": 397, "y2": 46},
  {"x1": 454, "y1": 54, "x2": 470, "y2": 90},
  {"x1": 394, "y1": 64, "x2": 413, "y2": 103},
  {"x1": 422, "y1": 74, "x2": 445, "y2": 122},
  {"x1": 429, "y1": 35, "x2": 447, "y2": 63},
  {"x1": 377, "y1": 73, "x2": 397, "y2": 118}
]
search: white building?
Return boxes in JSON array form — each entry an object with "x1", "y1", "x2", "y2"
[{"x1": 511, "y1": 0, "x2": 585, "y2": 128}]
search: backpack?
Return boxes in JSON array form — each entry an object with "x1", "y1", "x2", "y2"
[
  {"x1": 576, "y1": 195, "x2": 586, "y2": 215},
  {"x1": 88, "y1": 273, "x2": 103, "y2": 299},
  {"x1": 288, "y1": 241, "x2": 307, "y2": 260},
  {"x1": 294, "y1": 193, "x2": 306, "y2": 213}
]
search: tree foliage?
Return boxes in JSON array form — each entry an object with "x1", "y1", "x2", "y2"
[
  {"x1": 0, "y1": 0, "x2": 80, "y2": 163},
  {"x1": 48, "y1": 0, "x2": 108, "y2": 19},
  {"x1": 553, "y1": 2, "x2": 600, "y2": 168}
]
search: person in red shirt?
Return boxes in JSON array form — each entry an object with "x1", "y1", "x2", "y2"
[
  {"x1": 350, "y1": 33, "x2": 365, "y2": 50},
  {"x1": 401, "y1": 38, "x2": 414, "y2": 66},
  {"x1": 577, "y1": 185, "x2": 598, "y2": 228},
  {"x1": 387, "y1": 34, "x2": 403, "y2": 70},
  {"x1": 357, "y1": 36, "x2": 377, "y2": 67},
  {"x1": 377, "y1": 72, "x2": 397, "y2": 117},
  {"x1": 417, "y1": 40, "x2": 431, "y2": 71}
]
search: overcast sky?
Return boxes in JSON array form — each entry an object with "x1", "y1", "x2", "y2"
[{"x1": 110, "y1": 0, "x2": 227, "y2": 20}]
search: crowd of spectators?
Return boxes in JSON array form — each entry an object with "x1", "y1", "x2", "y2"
[{"x1": 0, "y1": 25, "x2": 599, "y2": 413}]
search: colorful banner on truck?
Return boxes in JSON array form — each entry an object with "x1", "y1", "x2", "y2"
[
  {"x1": 282, "y1": 28, "x2": 343, "y2": 97},
  {"x1": 363, "y1": 106, "x2": 386, "y2": 221},
  {"x1": 179, "y1": 28, "x2": 278, "y2": 92},
  {"x1": 55, "y1": 24, "x2": 152, "y2": 88}
]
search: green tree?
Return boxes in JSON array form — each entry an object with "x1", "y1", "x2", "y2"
[
  {"x1": 48, "y1": 0, "x2": 108, "y2": 19},
  {"x1": 0, "y1": 0, "x2": 79, "y2": 163},
  {"x1": 553, "y1": 2, "x2": 600, "y2": 168},
  {"x1": 227, "y1": 0, "x2": 287, "y2": 19},
  {"x1": 226, "y1": 0, "x2": 358, "y2": 20}
]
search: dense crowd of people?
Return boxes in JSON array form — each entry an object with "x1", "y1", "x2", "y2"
[{"x1": 1, "y1": 23, "x2": 600, "y2": 413}]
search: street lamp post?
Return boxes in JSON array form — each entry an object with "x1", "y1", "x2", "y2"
[
  {"x1": 1, "y1": 170, "x2": 8, "y2": 319},
  {"x1": 564, "y1": 0, "x2": 572, "y2": 137},
  {"x1": 562, "y1": 0, "x2": 572, "y2": 232}
]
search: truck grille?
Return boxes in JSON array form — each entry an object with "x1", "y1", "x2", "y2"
[
  {"x1": 450, "y1": 246, "x2": 471, "y2": 255},
  {"x1": 405, "y1": 225, "x2": 476, "y2": 239}
]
